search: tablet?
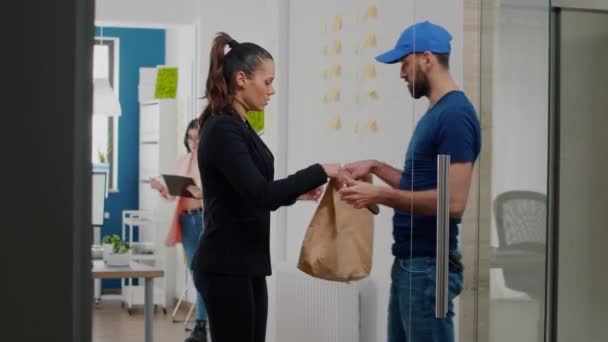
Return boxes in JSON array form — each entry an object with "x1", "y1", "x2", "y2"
[{"x1": 162, "y1": 174, "x2": 196, "y2": 198}]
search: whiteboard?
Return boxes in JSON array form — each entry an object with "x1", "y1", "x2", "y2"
[{"x1": 92, "y1": 172, "x2": 107, "y2": 226}]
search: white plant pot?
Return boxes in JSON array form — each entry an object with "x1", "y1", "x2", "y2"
[
  {"x1": 102, "y1": 244, "x2": 113, "y2": 261},
  {"x1": 106, "y1": 252, "x2": 131, "y2": 267}
]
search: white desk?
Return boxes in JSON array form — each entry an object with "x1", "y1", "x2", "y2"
[{"x1": 92, "y1": 260, "x2": 164, "y2": 342}]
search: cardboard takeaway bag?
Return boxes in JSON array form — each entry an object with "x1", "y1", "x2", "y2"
[{"x1": 298, "y1": 177, "x2": 375, "y2": 282}]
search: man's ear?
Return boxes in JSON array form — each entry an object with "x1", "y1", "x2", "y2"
[{"x1": 420, "y1": 51, "x2": 434, "y2": 72}]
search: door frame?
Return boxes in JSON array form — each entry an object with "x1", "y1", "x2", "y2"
[{"x1": 552, "y1": 0, "x2": 608, "y2": 12}]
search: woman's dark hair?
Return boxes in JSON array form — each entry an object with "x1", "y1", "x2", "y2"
[
  {"x1": 198, "y1": 32, "x2": 273, "y2": 128},
  {"x1": 183, "y1": 119, "x2": 199, "y2": 153}
]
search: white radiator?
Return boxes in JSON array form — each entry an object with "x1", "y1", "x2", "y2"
[{"x1": 272, "y1": 264, "x2": 359, "y2": 342}]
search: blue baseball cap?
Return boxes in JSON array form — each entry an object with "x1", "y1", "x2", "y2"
[{"x1": 376, "y1": 21, "x2": 452, "y2": 64}]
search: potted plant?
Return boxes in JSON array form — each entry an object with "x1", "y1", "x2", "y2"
[
  {"x1": 102, "y1": 234, "x2": 132, "y2": 267},
  {"x1": 101, "y1": 234, "x2": 119, "y2": 261}
]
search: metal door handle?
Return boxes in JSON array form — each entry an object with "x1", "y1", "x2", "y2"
[{"x1": 436, "y1": 154, "x2": 450, "y2": 318}]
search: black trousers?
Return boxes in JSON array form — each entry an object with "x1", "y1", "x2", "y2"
[{"x1": 193, "y1": 270, "x2": 268, "y2": 342}]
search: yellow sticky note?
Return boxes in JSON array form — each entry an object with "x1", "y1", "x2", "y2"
[
  {"x1": 364, "y1": 5, "x2": 378, "y2": 20},
  {"x1": 364, "y1": 64, "x2": 377, "y2": 79},
  {"x1": 154, "y1": 67, "x2": 178, "y2": 99},
  {"x1": 333, "y1": 16, "x2": 343, "y2": 32},
  {"x1": 368, "y1": 89, "x2": 379, "y2": 100},
  {"x1": 329, "y1": 64, "x2": 342, "y2": 77},
  {"x1": 247, "y1": 111, "x2": 265, "y2": 134},
  {"x1": 363, "y1": 33, "x2": 377, "y2": 49},
  {"x1": 328, "y1": 88, "x2": 341, "y2": 102},
  {"x1": 330, "y1": 115, "x2": 342, "y2": 130},
  {"x1": 366, "y1": 119, "x2": 378, "y2": 132},
  {"x1": 332, "y1": 40, "x2": 342, "y2": 55}
]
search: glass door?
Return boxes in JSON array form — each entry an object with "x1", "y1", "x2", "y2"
[{"x1": 478, "y1": 0, "x2": 551, "y2": 341}]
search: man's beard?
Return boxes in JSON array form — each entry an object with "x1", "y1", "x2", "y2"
[{"x1": 407, "y1": 72, "x2": 430, "y2": 99}]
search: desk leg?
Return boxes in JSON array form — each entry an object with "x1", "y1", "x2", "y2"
[
  {"x1": 94, "y1": 279, "x2": 101, "y2": 304},
  {"x1": 145, "y1": 278, "x2": 154, "y2": 342}
]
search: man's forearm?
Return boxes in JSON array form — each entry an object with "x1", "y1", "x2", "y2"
[
  {"x1": 371, "y1": 161, "x2": 402, "y2": 188},
  {"x1": 377, "y1": 186, "x2": 466, "y2": 217},
  {"x1": 377, "y1": 187, "x2": 438, "y2": 215}
]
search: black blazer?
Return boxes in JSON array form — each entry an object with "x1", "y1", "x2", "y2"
[{"x1": 192, "y1": 114, "x2": 327, "y2": 276}]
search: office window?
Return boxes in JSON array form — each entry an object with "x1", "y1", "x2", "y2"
[{"x1": 93, "y1": 38, "x2": 119, "y2": 190}]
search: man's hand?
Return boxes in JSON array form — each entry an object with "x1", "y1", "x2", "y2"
[
  {"x1": 298, "y1": 186, "x2": 324, "y2": 201},
  {"x1": 339, "y1": 178, "x2": 382, "y2": 209},
  {"x1": 344, "y1": 160, "x2": 377, "y2": 180},
  {"x1": 335, "y1": 168, "x2": 354, "y2": 190}
]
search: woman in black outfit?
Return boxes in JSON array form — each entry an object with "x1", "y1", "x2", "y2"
[{"x1": 191, "y1": 32, "x2": 340, "y2": 342}]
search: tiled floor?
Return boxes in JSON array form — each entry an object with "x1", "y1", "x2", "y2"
[{"x1": 93, "y1": 295, "x2": 194, "y2": 342}]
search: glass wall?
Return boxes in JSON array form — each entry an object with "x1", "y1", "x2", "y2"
[{"x1": 479, "y1": 0, "x2": 551, "y2": 341}]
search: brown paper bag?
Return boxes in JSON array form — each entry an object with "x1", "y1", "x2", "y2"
[{"x1": 297, "y1": 177, "x2": 374, "y2": 282}]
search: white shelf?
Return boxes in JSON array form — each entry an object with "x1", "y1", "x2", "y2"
[{"x1": 123, "y1": 217, "x2": 152, "y2": 226}]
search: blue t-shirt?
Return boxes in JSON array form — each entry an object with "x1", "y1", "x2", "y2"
[{"x1": 393, "y1": 91, "x2": 481, "y2": 258}]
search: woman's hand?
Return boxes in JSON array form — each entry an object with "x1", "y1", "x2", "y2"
[
  {"x1": 321, "y1": 163, "x2": 342, "y2": 178},
  {"x1": 149, "y1": 177, "x2": 164, "y2": 191},
  {"x1": 150, "y1": 178, "x2": 171, "y2": 199},
  {"x1": 186, "y1": 185, "x2": 203, "y2": 199},
  {"x1": 344, "y1": 160, "x2": 377, "y2": 180},
  {"x1": 298, "y1": 186, "x2": 324, "y2": 201}
]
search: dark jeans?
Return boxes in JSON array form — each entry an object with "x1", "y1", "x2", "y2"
[
  {"x1": 387, "y1": 254, "x2": 464, "y2": 342},
  {"x1": 193, "y1": 270, "x2": 268, "y2": 342}
]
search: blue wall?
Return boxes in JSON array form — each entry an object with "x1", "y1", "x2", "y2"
[{"x1": 96, "y1": 27, "x2": 165, "y2": 289}]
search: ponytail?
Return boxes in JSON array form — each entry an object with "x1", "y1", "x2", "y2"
[{"x1": 200, "y1": 32, "x2": 234, "y2": 128}]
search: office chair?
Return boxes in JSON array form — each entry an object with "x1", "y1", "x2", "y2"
[
  {"x1": 494, "y1": 190, "x2": 547, "y2": 299},
  {"x1": 494, "y1": 190, "x2": 547, "y2": 341}
]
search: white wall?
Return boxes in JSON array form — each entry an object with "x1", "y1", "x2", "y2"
[{"x1": 95, "y1": 0, "x2": 197, "y2": 26}]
